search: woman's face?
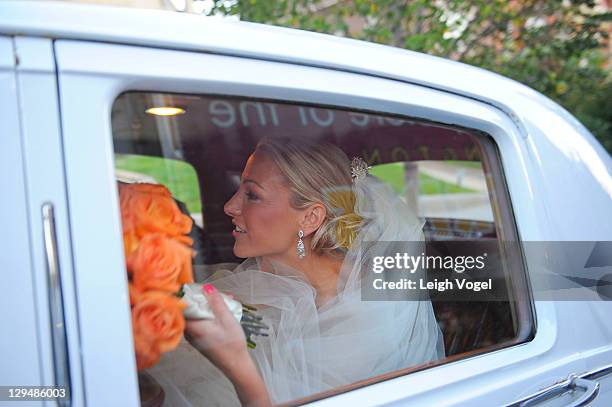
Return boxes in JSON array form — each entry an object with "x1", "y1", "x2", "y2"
[{"x1": 224, "y1": 150, "x2": 304, "y2": 260}]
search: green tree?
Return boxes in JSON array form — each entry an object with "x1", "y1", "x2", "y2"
[{"x1": 207, "y1": 0, "x2": 612, "y2": 152}]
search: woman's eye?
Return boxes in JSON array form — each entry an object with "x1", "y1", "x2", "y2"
[{"x1": 245, "y1": 190, "x2": 259, "y2": 201}]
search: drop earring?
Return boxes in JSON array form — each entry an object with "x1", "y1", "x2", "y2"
[{"x1": 297, "y1": 229, "x2": 305, "y2": 259}]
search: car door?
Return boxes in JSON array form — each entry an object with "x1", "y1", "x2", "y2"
[
  {"x1": 1, "y1": 36, "x2": 84, "y2": 406},
  {"x1": 53, "y1": 38, "x2": 608, "y2": 406}
]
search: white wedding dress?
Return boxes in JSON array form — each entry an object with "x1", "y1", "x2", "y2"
[{"x1": 150, "y1": 176, "x2": 444, "y2": 406}]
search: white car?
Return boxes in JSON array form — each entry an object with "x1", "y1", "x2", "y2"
[{"x1": 1, "y1": 1, "x2": 611, "y2": 406}]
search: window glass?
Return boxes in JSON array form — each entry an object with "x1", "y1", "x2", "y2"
[
  {"x1": 371, "y1": 160, "x2": 492, "y2": 222},
  {"x1": 115, "y1": 154, "x2": 202, "y2": 225},
  {"x1": 112, "y1": 92, "x2": 532, "y2": 405}
]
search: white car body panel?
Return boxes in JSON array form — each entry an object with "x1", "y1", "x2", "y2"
[
  {"x1": 0, "y1": 1, "x2": 610, "y2": 406},
  {"x1": 0, "y1": 34, "x2": 44, "y2": 395}
]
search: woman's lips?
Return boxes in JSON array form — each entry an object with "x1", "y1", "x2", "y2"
[{"x1": 232, "y1": 225, "x2": 247, "y2": 238}]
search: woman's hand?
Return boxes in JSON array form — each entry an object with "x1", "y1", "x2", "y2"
[
  {"x1": 184, "y1": 284, "x2": 248, "y2": 375},
  {"x1": 185, "y1": 284, "x2": 271, "y2": 407}
]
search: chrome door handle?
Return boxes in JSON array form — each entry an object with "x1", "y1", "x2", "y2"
[
  {"x1": 42, "y1": 203, "x2": 71, "y2": 406},
  {"x1": 510, "y1": 374, "x2": 599, "y2": 407},
  {"x1": 565, "y1": 376, "x2": 600, "y2": 407}
]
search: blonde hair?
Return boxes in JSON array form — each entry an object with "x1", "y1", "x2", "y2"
[{"x1": 255, "y1": 137, "x2": 363, "y2": 255}]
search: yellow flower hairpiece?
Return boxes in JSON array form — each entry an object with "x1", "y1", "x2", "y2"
[{"x1": 326, "y1": 187, "x2": 363, "y2": 250}]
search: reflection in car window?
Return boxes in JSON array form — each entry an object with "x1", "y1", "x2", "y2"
[{"x1": 112, "y1": 92, "x2": 533, "y2": 405}]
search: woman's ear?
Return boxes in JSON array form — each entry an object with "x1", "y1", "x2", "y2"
[{"x1": 300, "y1": 203, "x2": 326, "y2": 236}]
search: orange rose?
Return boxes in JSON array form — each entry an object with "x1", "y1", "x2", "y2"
[
  {"x1": 121, "y1": 182, "x2": 172, "y2": 197},
  {"x1": 128, "y1": 281, "x2": 140, "y2": 306},
  {"x1": 135, "y1": 192, "x2": 192, "y2": 237},
  {"x1": 122, "y1": 231, "x2": 140, "y2": 265},
  {"x1": 133, "y1": 333, "x2": 160, "y2": 371},
  {"x1": 119, "y1": 183, "x2": 193, "y2": 260},
  {"x1": 129, "y1": 234, "x2": 194, "y2": 293},
  {"x1": 119, "y1": 186, "x2": 141, "y2": 259},
  {"x1": 121, "y1": 187, "x2": 192, "y2": 239},
  {"x1": 132, "y1": 291, "x2": 186, "y2": 354}
]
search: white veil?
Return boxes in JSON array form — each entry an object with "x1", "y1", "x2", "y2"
[{"x1": 151, "y1": 175, "x2": 444, "y2": 406}]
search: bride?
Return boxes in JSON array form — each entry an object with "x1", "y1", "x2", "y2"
[{"x1": 157, "y1": 137, "x2": 443, "y2": 406}]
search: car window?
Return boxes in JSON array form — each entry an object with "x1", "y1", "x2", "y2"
[{"x1": 111, "y1": 91, "x2": 533, "y2": 404}]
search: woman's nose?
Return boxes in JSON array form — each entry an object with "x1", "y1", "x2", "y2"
[{"x1": 224, "y1": 190, "x2": 242, "y2": 217}]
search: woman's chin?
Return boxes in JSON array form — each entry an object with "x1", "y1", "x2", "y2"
[{"x1": 232, "y1": 244, "x2": 250, "y2": 259}]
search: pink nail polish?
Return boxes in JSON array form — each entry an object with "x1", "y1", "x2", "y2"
[{"x1": 203, "y1": 283, "x2": 216, "y2": 294}]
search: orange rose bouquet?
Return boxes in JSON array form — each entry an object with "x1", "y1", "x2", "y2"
[{"x1": 119, "y1": 182, "x2": 194, "y2": 371}]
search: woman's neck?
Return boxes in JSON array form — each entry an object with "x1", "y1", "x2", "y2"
[
  {"x1": 303, "y1": 253, "x2": 343, "y2": 303},
  {"x1": 262, "y1": 252, "x2": 343, "y2": 305}
]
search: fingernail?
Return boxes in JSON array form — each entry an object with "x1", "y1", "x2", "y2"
[{"x1": 203, "y1": 284, "x2": 216, "y2": 294}]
